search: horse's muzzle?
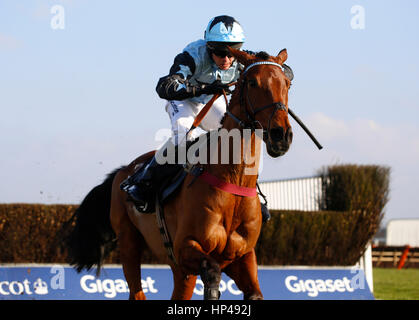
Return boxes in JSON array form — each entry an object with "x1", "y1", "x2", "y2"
[{"x1": 266, "y1": 127, "x2": 293, "y2": 157}]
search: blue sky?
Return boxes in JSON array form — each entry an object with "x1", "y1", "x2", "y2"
[{"x1": 1, "y1": 0, "x2": 418, "y2": 225}]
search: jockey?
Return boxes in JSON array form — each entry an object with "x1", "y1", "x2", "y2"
[
  {"x1": 121, "y1": 15, "x2": 270, "y2": 221},
  {"x1": 156, "y1": 15, "x2": 245, "y2": 145}
]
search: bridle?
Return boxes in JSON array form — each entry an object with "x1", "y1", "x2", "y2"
[
  {"x1": 189, "y1": 59, "x2": 323, "y2": 150},
  {"x1": 225, "y1": 61, "x2": 288, "y2": 139}
]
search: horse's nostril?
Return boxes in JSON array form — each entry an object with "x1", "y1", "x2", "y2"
[
  {"x1": 286, "y1": 128, "x2": 293, "y2": 143},
  {"x1": 270, "y1": 127, "x2": 284, "y2": 141}
]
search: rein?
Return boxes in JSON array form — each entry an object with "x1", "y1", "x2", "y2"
[
  {"x1": 185, "y1": 61, "x2": 287, "y2": 198},
  {"x1": 184, "y1": 59, "x2": 321, "y2": 198},
  {"x1": 187, "y1": 61, "x2": 286, "y2": 132}
]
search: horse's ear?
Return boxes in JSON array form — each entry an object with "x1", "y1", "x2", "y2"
[
  {"x1": 229, "y1": 47, "x2": 254, "y2": 66},
  {"x1": 276, "y1": 48, "x2": 288, "y2": 65}
]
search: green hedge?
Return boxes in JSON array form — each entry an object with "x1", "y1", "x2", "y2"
[
  {"x1": 256, "y1": 210, "x2": 379, "y2": 266},
  {"x1": 0, "y1": 204, "x2": 77, "y2": 263},
  {"x1": 0, "y1": 204, "x2": 122, "y2": 264},
  {"x1": 0, "y1": 208, "x2": 377, "y2": 266},
  {"x1": 318, "y1": 164, "x2": 390, "y2": 214}
]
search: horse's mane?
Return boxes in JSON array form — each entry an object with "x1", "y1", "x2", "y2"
[{"x1": 255, "y1": 51, "x2": 270, "y2": 60}]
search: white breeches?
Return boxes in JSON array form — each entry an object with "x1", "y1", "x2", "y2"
[{"x1": 165, "y1": 96, "x2": 227, "y2": 145}]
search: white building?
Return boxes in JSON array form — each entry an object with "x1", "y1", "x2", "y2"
[
  {"x1": 258, "y1": 176, "x2": 323, "y2": 211},
  {"x1": 386, "y1": 219, "x2": 419, "y2": 247}
]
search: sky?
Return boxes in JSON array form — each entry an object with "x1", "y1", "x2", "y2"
[{"x1": 1, "y1": 0, "x2": 418, "y2": 226}]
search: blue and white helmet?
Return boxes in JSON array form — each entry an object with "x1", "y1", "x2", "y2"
[{"x1": 204, "y1": 15, "x2": 245, "y2": 50}]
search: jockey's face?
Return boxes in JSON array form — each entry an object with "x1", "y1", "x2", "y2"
[{"x1": 211, "y1": 52, "x2": 235, "y2": 70}]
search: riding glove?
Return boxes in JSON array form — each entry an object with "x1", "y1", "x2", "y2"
[{"x1": 192, "y1": 80, "x2": 231, "y2": 97}]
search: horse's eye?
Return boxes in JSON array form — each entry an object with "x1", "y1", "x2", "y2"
[{"x1": 248, "y1": 79, "x2": 258, "y2": 88}]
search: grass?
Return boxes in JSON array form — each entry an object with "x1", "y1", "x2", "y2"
[{"x1": 373, "y1": 268, "x2": 419, "y2": 300}]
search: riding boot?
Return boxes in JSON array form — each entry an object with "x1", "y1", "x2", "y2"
[{"x1": 120, "y1": 156, "x2": 159, "y2": 210}]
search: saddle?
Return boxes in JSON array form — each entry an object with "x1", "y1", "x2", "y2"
[
  {"x1": 132, "y1": 134, "x2": 208, "y2": 213},
  {"x1": 132, "y1": 158, "x2": 186, "y2": 213}
]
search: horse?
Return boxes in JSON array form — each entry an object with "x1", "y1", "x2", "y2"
[{"x1": 63, "y1": 47, "x2": 293, "y2": 300}]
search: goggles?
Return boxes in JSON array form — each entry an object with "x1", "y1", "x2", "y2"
[
  {"x1": 207, "y1": 42, "x2": 242, "y2": 58},
  {"x1": 211, "y1": 49, "x2": 233, "y2": 58}
]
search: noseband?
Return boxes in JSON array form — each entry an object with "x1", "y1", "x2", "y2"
[{"x1": 226, "y1": 61, "x2": 288, "y2": 134}]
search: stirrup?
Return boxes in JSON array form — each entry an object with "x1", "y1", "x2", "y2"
[
  {"x1": 261, "y1": 203, "x2": 271, "y2": 223},
  {"x1": 127, "y1": 195, "x2": 150, "y2": 213},
  {"x1": 123, "y1": 181, "x2": 155, "y2": 214}
]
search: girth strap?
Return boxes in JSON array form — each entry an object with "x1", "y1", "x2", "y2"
[{"x1": 155, "y1": 198, "x2": 177, "y2": 266}]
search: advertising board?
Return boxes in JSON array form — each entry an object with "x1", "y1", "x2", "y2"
[{"x1": 0, "y1": 265, "x2": 373, "y2": 300}]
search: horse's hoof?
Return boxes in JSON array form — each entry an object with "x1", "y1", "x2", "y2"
[
  {"x1": 204, "y1": 288, "x2": 221, "y2": 300},
  {"x1": 245, "y1": 293, "x2": 264, "y2": 300}
]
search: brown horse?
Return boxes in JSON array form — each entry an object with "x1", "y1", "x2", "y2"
[{"x1": 64, "y1": 48, "x2": 293, "y2": 300}]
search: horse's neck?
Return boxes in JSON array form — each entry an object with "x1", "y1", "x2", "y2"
[{"x1": 207, "y1": 110, "x2": 261, "y2": 187}]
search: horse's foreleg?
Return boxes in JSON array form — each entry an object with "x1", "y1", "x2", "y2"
[
  {"x1": 200, "y1": 258, "x2": 222, "y2": 300},
  {"x1": 170, "y1": 268, "x2": 197, "y2": 300},
  {"x1": 223, "y1": 249, "x2": 263, "y2": 300},
  {"x1": 178, "y1": 241, "x2": 221, "y2": 300}
]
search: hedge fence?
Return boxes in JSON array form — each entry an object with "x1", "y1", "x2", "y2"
[{"x1": 0, "y1": 164, "x2": 390, "y2": 266}]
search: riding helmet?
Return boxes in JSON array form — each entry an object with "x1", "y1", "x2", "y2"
[{"x1": 204, "y1": 15, "x2": 245, "y2": 51}]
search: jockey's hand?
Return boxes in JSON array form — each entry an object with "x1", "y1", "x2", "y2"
[{"x1": 194, "y1": 81, "x2": 232, "y2": 96}]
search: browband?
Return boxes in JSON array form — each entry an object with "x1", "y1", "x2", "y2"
[{"x1": 242, "y1": 61, "x2": 284, "y2": 76}]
